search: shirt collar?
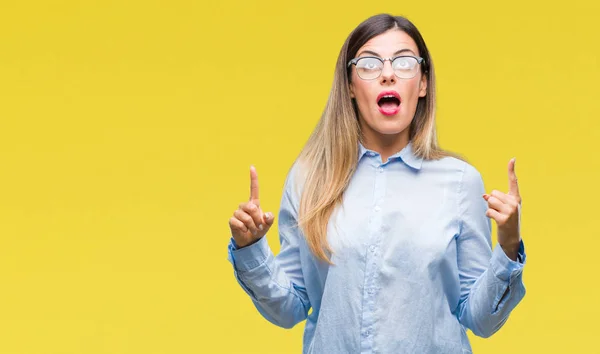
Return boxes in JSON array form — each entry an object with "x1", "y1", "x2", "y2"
[{"x1": 358, "y1": 140, "x2": 424, "y2": 170}]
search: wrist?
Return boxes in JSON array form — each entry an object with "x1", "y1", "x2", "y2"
[
  {"x1": 233, "y1": 236, "x2": 262, "y2": 249},
  {"x1": 500, "y1": 242, "x2": 520, "y2": 261}
]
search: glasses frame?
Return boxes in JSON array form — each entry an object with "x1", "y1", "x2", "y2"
[{"x1": 347, "y1": 55, "x2": 425, "y2": 80}]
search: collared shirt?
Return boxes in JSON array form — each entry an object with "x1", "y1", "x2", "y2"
[{"x1": 228, "y1": 141, "x2": 526, "y2": 354}]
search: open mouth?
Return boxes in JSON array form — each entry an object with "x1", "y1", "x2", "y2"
[
  {"x1": 378, "y1": 95, "x2": 401, "y2": 109},
  {"x1": 377, "y1": 91, "x2": 401, "y2": 116}
]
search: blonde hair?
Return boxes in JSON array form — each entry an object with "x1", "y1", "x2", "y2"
[{"x1": 295, "y1": 14, "x2": 461, "y2": 263}]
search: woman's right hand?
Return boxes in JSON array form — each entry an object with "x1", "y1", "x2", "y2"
[{"x1": 229, "y1": 165, "x2": 275, "y2": 248}]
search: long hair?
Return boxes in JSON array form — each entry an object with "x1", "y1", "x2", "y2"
[{"x1": 295, "y1": 14, "x2": 459, "y2": 263}]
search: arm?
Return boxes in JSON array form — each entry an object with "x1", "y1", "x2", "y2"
[
  {"x1": 227, "y1": 164, "x2": 310, "y2": 329},
  {"x1": 454, "y1": 163, "x2": 526, "y2": 338}
]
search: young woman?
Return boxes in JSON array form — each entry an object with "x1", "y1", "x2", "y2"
[{"x1": 227, "y1": 14, "x2": 526, "y2": 354}]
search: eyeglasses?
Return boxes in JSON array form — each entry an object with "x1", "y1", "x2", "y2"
[{"x1": 347, "y1": 55, "x2": 424, "y2": 80}]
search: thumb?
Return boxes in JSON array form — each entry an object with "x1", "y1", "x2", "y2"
[{"x1": 264, "y1": 212, "x2": 275, "y2": 228}]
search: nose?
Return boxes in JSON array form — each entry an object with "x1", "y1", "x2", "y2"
[{"x1": 379, "y1": 60, "x2": 396, "y2": 85}]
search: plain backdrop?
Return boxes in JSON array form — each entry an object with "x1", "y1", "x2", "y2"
[{"x1": 1, "y1": 0, "x2": 599, "y2": 353}]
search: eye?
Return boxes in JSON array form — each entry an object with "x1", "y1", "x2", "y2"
[
  {"x1": 393, "y1": 57, "x2": 416, "y2": 70},
  {"x1": 357, "y1": 58, "x2": 382, "y2": 71}
]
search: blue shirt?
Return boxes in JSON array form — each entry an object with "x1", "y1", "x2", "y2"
[{"x1": 228, "y1": 141, "x2": 526, "y2": 354}]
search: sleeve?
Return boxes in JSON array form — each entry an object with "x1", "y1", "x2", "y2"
[
  {"x1": 226, "y1": 163, "x2": 311, "y2": 329},
  {"x1": 454, "y1": 163, "x2": 527, "y2": 338}
]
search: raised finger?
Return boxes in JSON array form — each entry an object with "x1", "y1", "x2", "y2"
[
  {"x1": 508, "y1": 158, "x2": 520, "y2": 198},
  {"x1": 249, "y1": 165, "x2": 260, "y2": 203}
]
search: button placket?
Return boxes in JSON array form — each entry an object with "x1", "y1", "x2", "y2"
[{"x1": 360, "y1": 163, "x2": 387, "y2": 351}]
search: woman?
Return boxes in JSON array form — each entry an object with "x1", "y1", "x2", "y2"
[{"x1": 227, "y1": 14, "x2": 526, "y2": 354}]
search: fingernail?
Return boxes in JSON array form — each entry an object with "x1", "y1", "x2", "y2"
[
  {"x1": 266, "y1": 212, "x2": 272, "y2": 219},
  {"x1": 259, "y1": 224, "x2": 264, "y2": 230},
  {"x1": 252, "y1": 230, "x2": 257, "y2": 236}
]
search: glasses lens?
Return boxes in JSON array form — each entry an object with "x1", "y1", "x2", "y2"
[
  {"x1": 355, "y1": 57, "x2": 383, "y2": 80},
  {"x1": 392, "y1": 57, "x2": 419, "y2": 78}
]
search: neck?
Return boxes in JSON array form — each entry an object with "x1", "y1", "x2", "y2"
[{"x1": 361, "y1": 128, "x2": 410, "y2": 163}]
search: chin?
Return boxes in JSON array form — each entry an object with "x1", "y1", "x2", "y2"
[{"x1": 374, "y1": 119, "x2": 411, "y2": 135}]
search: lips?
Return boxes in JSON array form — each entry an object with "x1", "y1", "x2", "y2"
[{"x1": 377, "y1": 90, "x2": 401, "y2": 116}]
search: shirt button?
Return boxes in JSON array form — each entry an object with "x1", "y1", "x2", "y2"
[
  {"x1": 374, "y1": 206, "x2": 381, "y2": 212},
  {"x1": 368, "y1": 288, "x2": 375, "y2": 295},
  {"x1": 365, "y1": 329, "x2": 371, "y2": 336},
  {"x1": 377, "y1": 167, "x2": 384, "y2": 173},
  {"x1": 369, "y1": 245, "x2": 376, "y2": 253}
]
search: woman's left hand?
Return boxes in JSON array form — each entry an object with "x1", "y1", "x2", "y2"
[{"x1": 483, "y1": 158, "x2": 522, "y2": 261}]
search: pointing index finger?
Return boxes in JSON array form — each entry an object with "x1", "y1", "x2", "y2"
[
  {"x1": 508, "y1": 157, "x2": 520, "y2": 197},
  {"x1": 249, "y1": 165, "x2": 259, "y2": 202}
]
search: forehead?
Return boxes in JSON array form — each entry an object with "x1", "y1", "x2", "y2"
[{"x1": 357, "y1": 29, "x2": 419, "y2": 56}]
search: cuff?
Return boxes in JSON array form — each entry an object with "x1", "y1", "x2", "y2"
[
  {"x1": 490, "y1": 239, "x2": 526, "y2": 282},
  {"x1": 227, "y1": 236, "x2": 270, "y2": 272}
]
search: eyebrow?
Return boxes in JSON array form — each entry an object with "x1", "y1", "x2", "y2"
[{"x1": 357, "y1": 48, "x2": 416, "y2": 57}]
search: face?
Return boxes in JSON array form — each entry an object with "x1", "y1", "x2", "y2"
[{"x1": 349, "y1": 29, "x2": 427, "y2": 142}]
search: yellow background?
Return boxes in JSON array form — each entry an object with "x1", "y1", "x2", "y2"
[{"x1": 1, "y1": 0, "x2": 598, "y2": 353}]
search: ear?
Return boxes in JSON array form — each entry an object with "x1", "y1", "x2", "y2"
[
  {"x1": 418, "y1": 73, "x2": 427, "y2": 98},
  {"x1": 349, "y1": 81, "x2": 355, "y2": 98}
]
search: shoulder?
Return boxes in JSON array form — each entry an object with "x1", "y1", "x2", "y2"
[
  {"x1": 285, "y1": 159, "x2": 307, "y2": 189},
  {"x1": 423, "y1": 154, "x2": 481, "y2": 175},
  {"x1": 423, "y1": 155, "x2": 484, "y2": 189},
  {"x1": 281, "y1": 159, "x2": 309, "y2": 206}
]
